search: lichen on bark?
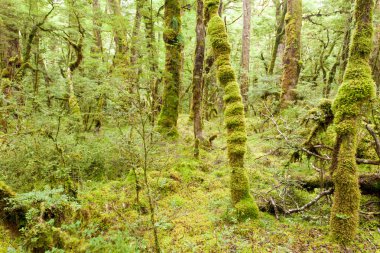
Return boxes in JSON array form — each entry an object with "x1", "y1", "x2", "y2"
[
  {"x1": 330, "y1": 0, "x2": 376, "y2": 244},
  {"x1": 205, "y1": 0, "x2": 258, "y2": 220},
  {"x1": 157, "y1": 0, "x2": 183, "y2": 137}
]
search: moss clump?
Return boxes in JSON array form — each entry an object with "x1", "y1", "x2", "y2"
[
  {"x1": 205, "y1": 0, "x2": 259, "y2": 220},
  {"x1": 157, "y1": 0, "x2": 183, "y2": 138},
  {"x1": 330, "y1": 0, "x2": 376, "y2": 244},
  {"x1": 0, "y1": 181, "x2": 15, "y2": 215}
]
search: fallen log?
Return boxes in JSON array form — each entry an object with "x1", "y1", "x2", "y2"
[{"x1": 298, "y1": 173, "x2": 380, "y2": 195}]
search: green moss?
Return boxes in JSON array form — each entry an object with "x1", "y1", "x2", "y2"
[
  {"x1": 0, "y1": 181, "x2": 15, "y2": 216},
  {"x1": 205, "y1": 1, "x2": 258, "y2": 220},
  {"x1": 330, "y1": 0, "x2": 376, "y2": 244},
  {"x1": 157, "y1": 0, "x2": 183, "y2": 138}
]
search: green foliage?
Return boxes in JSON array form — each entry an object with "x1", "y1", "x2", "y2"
[{"x1": 4, "y1": 187, "x2": 81, "y2": 252}]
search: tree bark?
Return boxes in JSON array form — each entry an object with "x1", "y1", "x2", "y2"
[
  {"x1": 280, "y1": 0, "x2": 302, "y2": 106},
  {"x1": 268, "y1": 0, "x2": 287, "y2": 75},
  {"x1": 192, "y1": 0, "x2": 206, "y2": 146},
  {"x1": 240, "y1": 0, "x2": 251, "y2": 112},
  {"x1": 338, "y1": 13, "x2": 353, "y2": 83}
]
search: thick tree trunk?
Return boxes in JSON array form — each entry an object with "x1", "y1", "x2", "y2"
[
  {"x1": 157, "y1": 0, "x2": 183, "y2": 137},
  {"x1": 192, "y1": 0, "x2": 206, "y2": 147},
  {"x1": 205, "y1": 0, "x2": 259, "y2": 220},
  {"x1": 280, "y1": 0, "x2": 302, "y2": 107},
  {"x1": 330, "y1": 0, "x2": 376, "y2": 244},
  {"x1": 240, "y1": 0, "x2": 251, "y2": 112}
]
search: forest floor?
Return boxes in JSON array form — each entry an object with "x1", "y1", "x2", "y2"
[{"x1": 1, "y1": 114, "x2": 379, "y2": 252}]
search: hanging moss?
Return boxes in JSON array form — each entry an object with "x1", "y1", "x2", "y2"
[
  {"x1": 157, "y1": 0, "x2": 183, "y2": 137},
  {"x1": 330, "y1": 0, "x2": 376, "y2": 244},
  {"x1": 205, "y1": 0, "x2": 258, "y2": 220}
]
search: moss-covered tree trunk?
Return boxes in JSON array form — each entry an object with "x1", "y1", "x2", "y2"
[
  {"x1": 107, "y1": 0, "x2": 128, "y2": 66},
  {"x1": 142, "y1": 2, "x2": 160, "y2": 124},
  {"x1": 91, "y1": 0, "x2": 103, "y2": 55},
  {"x1": 330, "y1": 0, "x2": 376, "y2": 244},
  {"x1": 157, "y1": 0, "x2": 183, "y2": 137},
  {"x1": 240, "y1": 0, "x2": 251, "y2": 112},
  {"x1": 192, "y1": 0, "x2": 206, "y2": 147},
  {"x1": 370, "y1": 1, "x2": 380, "y2": 92},
  {"x1": 205, "y1": 0, "x2": 258, "y2": 219},
  {"x1": 280, "y1": 0, "x2": 302, "y2": 106}
]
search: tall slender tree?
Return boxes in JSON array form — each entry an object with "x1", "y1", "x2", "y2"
[
  {"x1": 240, "y1": 0, "x2": 251, "y2": 112},
  {"x1": 280, "y1": 0, "x2": 302, "y2": 106},
  {"x1": 192, "y1": 0, "x2": 206, "y2": 156},
  {"x1": 330, "y1": 0, "x2": 376, "y2": 244},
  {"x1": 157, "y1": 0, "x2": 183, "y2": 137},
  {"x1": 205, "y1": 0, "x2": 259, "y2": 219},
  {"x1": 268, "y1": 0, "x2": 287, "y2": 75}
]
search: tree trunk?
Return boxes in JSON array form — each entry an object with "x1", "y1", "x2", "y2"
[
  {"x1": 279, "y1": 0, "x2": 302, "y2": 106},
  {"x1": 205, "y1": 0, "x2": 259, "y2": 220},
  {"x1": 92, "y1": 0, "x2": 103, "y2": 55},
  {"x1": 107, "y1": 0, "x2": 128, "y2": 66},
  {"x1": 240, "y1": 0, "x2": 251, "y2": 112},
  {"x1": 157, "y1": 0, "x2": 183, "y2": 137},
  {"x1": 370, "y1": 1, "x2": 380, "y2": 93},
  {"x1": 143, "y1": 1, "x2": 160, "y2": 123},
  {"x1": 131, "y1": 0, "x2": 144, "y2": 66},
  {"x1": 330, "y1": 0, "x2": 376, "y2": 244},
  {"x1": 268, "y1": 0, "x2": 287, "y2": 75},
  {"x1": 338, "y1": 13, "x2": 353, "y2": 83},
  {"x1": 192, "y1": 0, "x2": 206, "y2": 146}
]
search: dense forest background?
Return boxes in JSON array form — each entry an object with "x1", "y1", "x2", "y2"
[{"x1": 0, "y1": 0, "x2": 379, "y2": 252}]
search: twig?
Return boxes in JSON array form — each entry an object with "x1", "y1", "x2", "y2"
[
  {"x1": 270, "y1": 197, "x2": 279, "y2": 219},
  {"x1": 365, "y1": 124, "x2": 380, "y2": 158}
]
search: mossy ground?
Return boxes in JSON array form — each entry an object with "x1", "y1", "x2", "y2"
[{"x1": 0, "y1": 114, "x2": 379, "y2": 252}]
